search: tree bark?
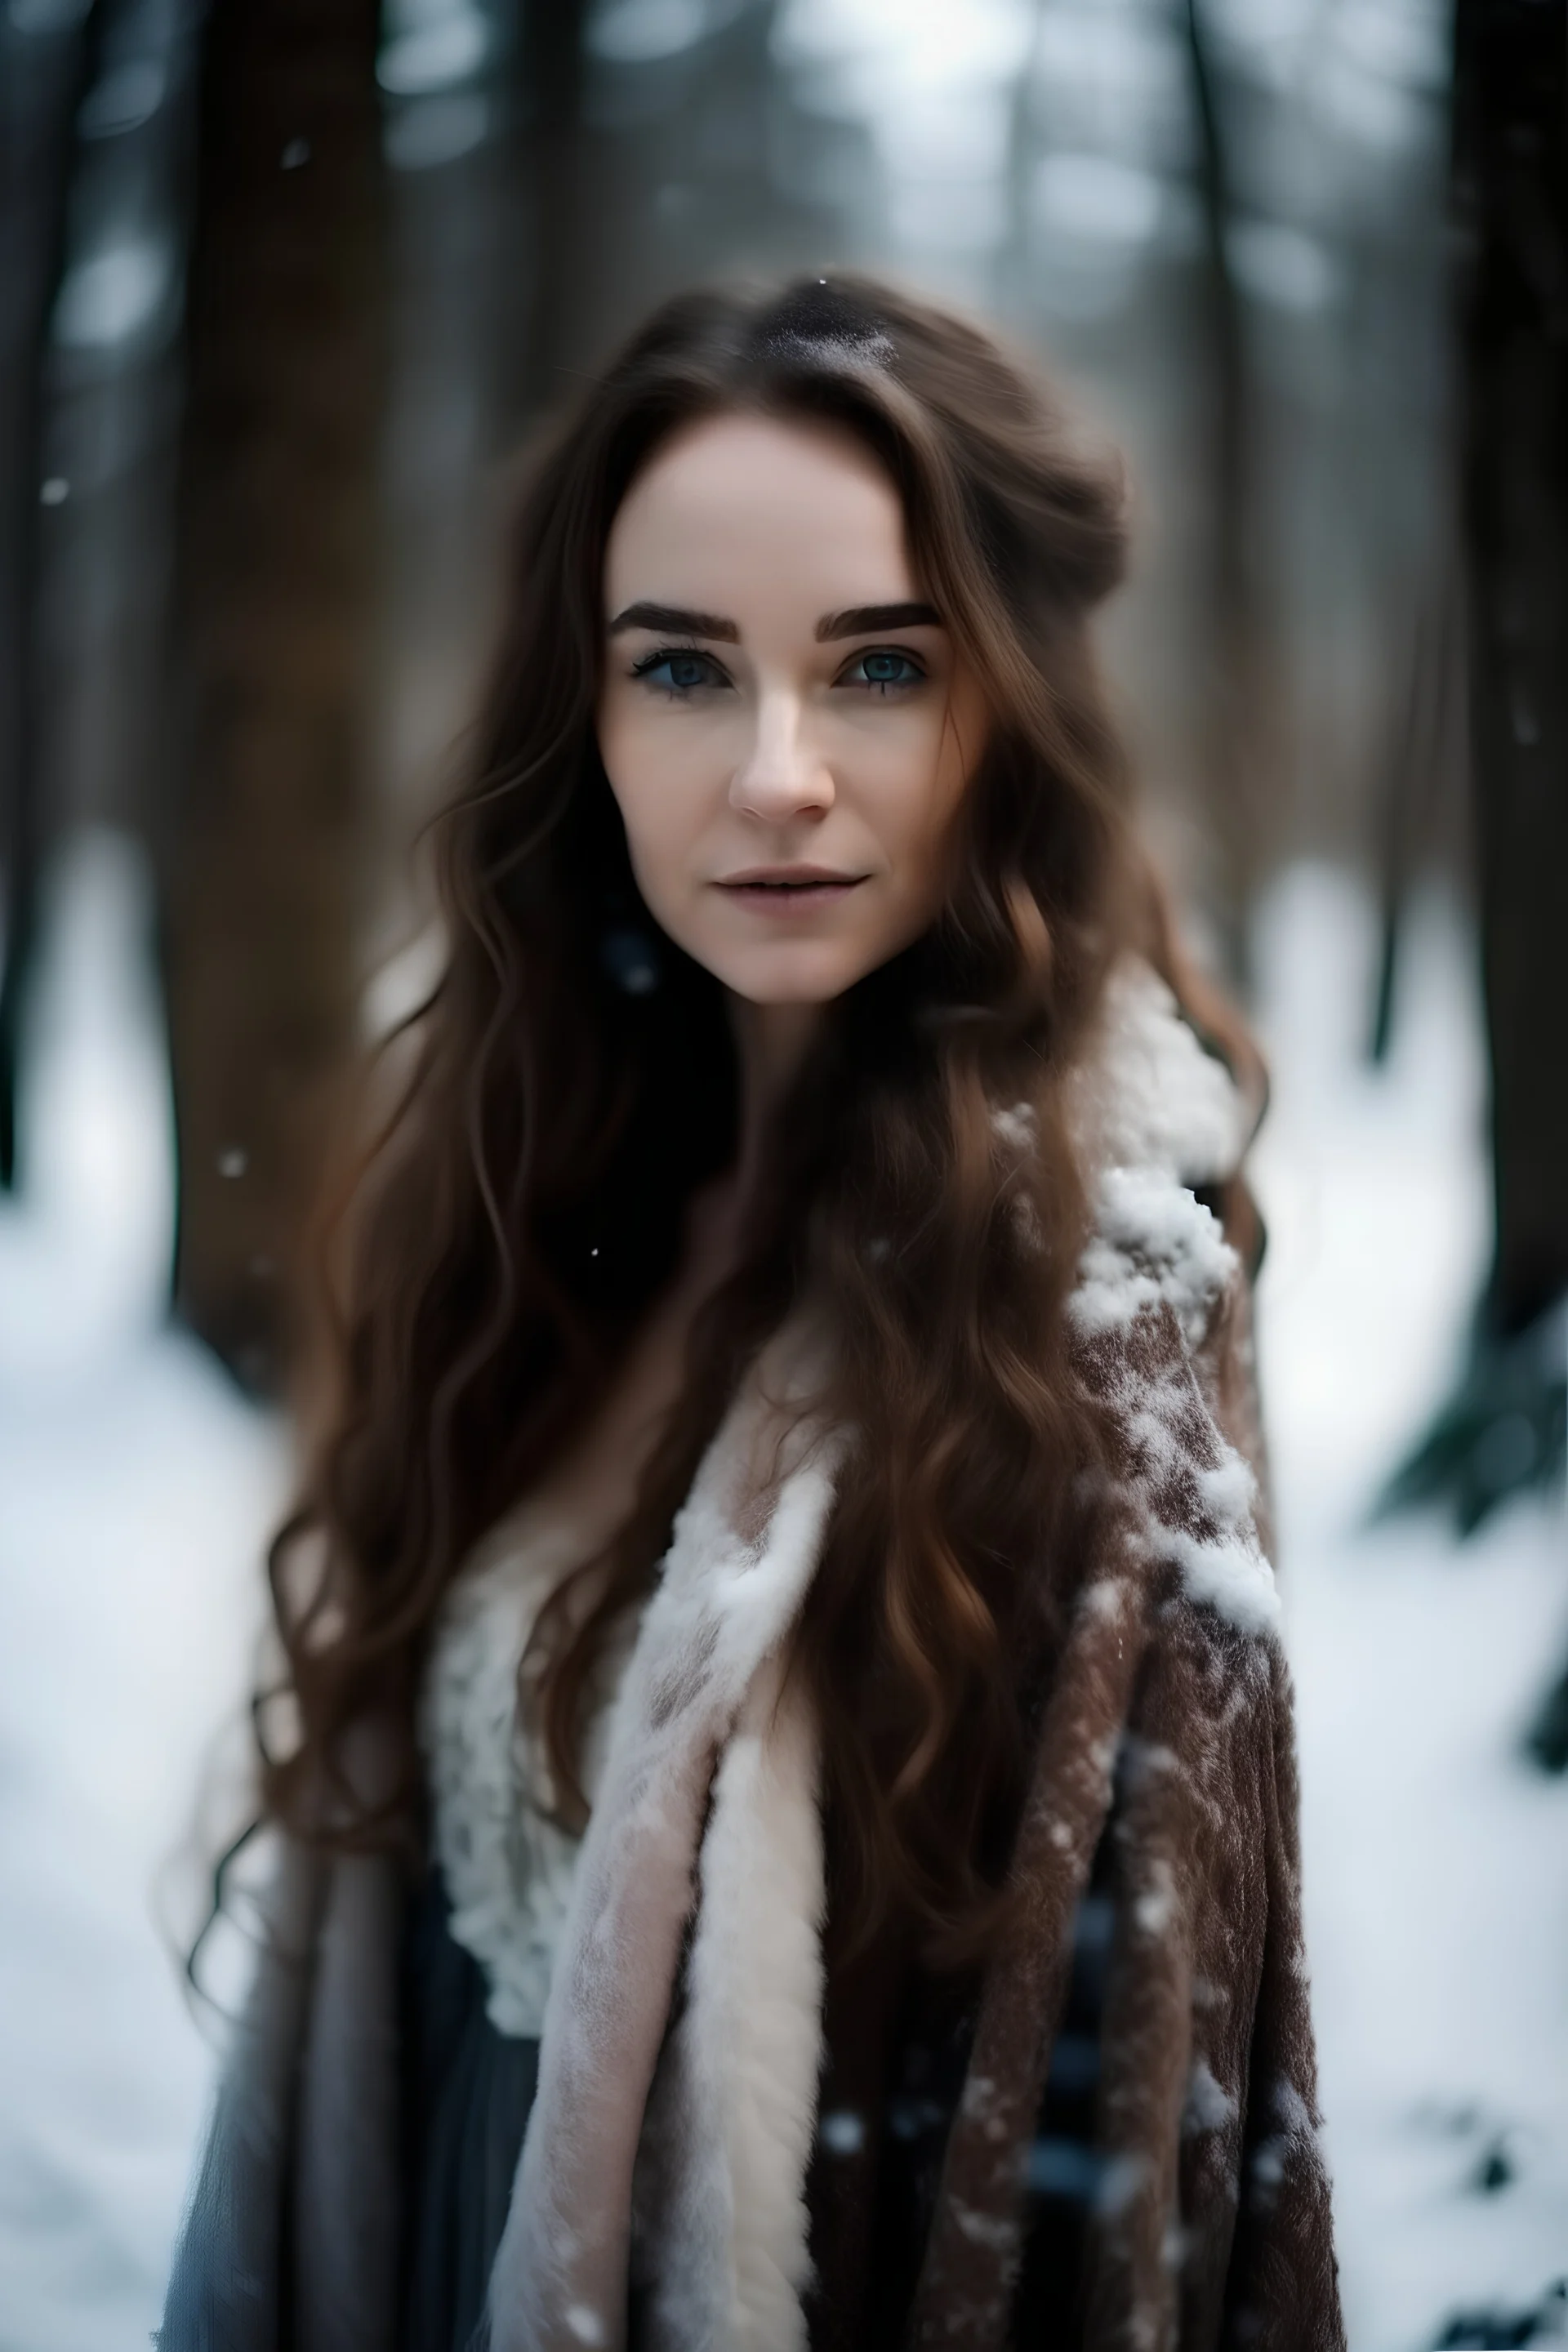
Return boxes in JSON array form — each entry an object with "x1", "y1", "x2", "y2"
[
  {"x1": 1454, "y1": 0, "x2": 1568, "y2": 1337},
  {"x1": 1382, "y1": 1, "x2": 1568, "y2": 1549},
  {"x1": 159, "y1": 0, "x2": 385, "y2": 1389},
  {"x1": 1183, "y1": 0, "x2": 1263, "y2": 982},
  {"x1": 0, "y1": 11, "x2": 95, "y2": 1186}
]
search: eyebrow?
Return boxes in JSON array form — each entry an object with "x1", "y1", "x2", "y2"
[
  {"x1": 608, "y1": 600, "x2": 739, "y2": 641},
  {"x1": 605, "y1": 598, "x2": 943, "y2": 643},
  {"x1": 816, "y1": 601, "x2": 942, "y2": 640}
]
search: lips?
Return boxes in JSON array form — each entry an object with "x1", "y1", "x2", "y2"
[
  {"x1": 717, "y1": 866, "x2": 867, "y2": 890},
  {"x1": 715, "y1": 869, "x2": 869, "y2": 915}
]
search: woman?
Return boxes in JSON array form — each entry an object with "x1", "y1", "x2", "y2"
[{"x1": 163, "y1": 274, "x2": 1343, "y2": 2352}]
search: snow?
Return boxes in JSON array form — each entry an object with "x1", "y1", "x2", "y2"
[
  {"x1": 1074, "y1": 961, "x2": 1255, "y2": 1189},
  {"x1": 1250, "y1": 863, "x2": 1568, "y2": 2345},
  {"x1": 0, "y1": 834, "x2": 287, "y2": 2352},
  {"x1": 1185, "y1": 2056, "x2": 1237, "y2": 2136},
  {"x1": 1162, "y1": 1508, "x2": 1282, "y2": 1640},
  {"x1": 1071, "y1": 1169, "x2": 1240, "y2": 1345},
  {"x1": 0, "y1": 835, "x2": 1562, "y2": 2347}
]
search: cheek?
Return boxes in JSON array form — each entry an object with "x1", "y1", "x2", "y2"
[
  {"x1": 597, "y1": 703, "x2": 728, "y2": 948},
  {"x1": 599, "y1": 706, "x2": 685, "y2": 876},
  {"x1": 861, "y1": 705, "x2": 973, "y2": 885}
]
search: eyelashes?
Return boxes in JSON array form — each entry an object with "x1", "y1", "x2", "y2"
[
  {"x1": 630, "y1": 647, "x2": 727, "y2": 695},
  {"x1": 626, "y1": 644, "x2": 929, "y2": 698},
  {"x1": 844, "y1": 648, "x2": 924, "y2": 691}
]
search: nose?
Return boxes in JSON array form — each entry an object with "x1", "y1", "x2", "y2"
[{"x1": 728, "y1": 688, "x2": 835, "y2": 822}]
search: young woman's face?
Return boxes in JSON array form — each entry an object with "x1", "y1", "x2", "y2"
[{"x1": 597, "y1": 412, "x2": 990, "y2": 1009}]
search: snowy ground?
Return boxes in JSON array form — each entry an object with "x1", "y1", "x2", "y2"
[
  {"x1": 0, "y1": 837, "x2": 287, "y2": 2352},
  {"x1": 1250, "y1": 867, "x2": 1568, "y2": 2345},
  {"x1": 0, "y1": 833, "x2": 1562, "y2": 2350}
]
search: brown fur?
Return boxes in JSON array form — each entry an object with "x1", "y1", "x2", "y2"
[
  {"x1": 903, "y1": 1272, "x2": 1342, "y2": 2349},
  {"x1": 163, "y1": 1269, "x2": 1343, "y2": 2352}
]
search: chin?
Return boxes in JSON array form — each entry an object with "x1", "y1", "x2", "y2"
[{"x1": 710, "y1": 942, "x2": 875, "y2": 1007}]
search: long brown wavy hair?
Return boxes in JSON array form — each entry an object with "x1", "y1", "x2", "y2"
[{"x1": 259, "y1": 273, "x2": 1253, "y2": 1966}]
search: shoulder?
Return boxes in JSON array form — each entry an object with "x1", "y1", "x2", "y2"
[
  {"x1": 1068, "y1": 957, "x2": 1255, "y2": 1201},
  {"x1": 1066, "y1": 956, "x2": 1256, "y2": 1358},
  {"x1": 1062, "y1": 959, "x2": 1284, "y2": 1655}
]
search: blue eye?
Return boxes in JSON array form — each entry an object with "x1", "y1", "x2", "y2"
[
  {"x1": 846, "y1": 648, "x2": 924, "y2": 691},
  {"x1": 631, "y1": 648, "x2": 728, "y2": 695}
]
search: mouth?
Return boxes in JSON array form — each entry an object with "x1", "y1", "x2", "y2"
[{"x1": 715, "y1": 866, "x2": 870, "y2": 914}]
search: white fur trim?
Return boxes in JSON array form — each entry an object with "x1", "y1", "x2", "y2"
[
  {"x1": 488, "y1": 1361, "x2": 841, "y2": 2352},
  {"x1": 479, "y1": 970, "x2": 1272, "y2": 2347},
  {"x1": 640, "y1": 1654, "x2": 825, "y2": 2352}
]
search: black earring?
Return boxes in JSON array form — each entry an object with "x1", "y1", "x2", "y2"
[{"x1": 599, "y1": 924, "x2": 661, "y2": 996}]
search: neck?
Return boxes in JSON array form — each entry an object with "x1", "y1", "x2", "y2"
[
  {"x1": 728, "y1": 996, "x2": 823, "y2": 1201},
  {"x1": 681, "y1": 998, "x2": 823, "y2": 1285}
]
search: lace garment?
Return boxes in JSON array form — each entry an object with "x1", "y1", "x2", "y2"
[{"x1": 419, "y1": 1507, "x2": 641, "y2": 2039}]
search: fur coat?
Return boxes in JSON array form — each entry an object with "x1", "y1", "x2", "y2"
[{"x1": 159, "y1": 964, "x2": 1344, "y2": 2352}]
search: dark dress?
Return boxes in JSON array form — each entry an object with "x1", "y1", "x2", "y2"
[
  {"x1": 397, "y1": 1801, "x2": 1114, "y2": 2352},
  {"x1": 399, "y1": 1869, "x2": 540, "y2": 2352}
]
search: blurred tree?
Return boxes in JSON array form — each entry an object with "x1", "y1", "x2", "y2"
[
  {"x1": 0, "y1": 5, "x2": 98, "y2": 1187},
  {"x1": 1456, "y1": 0, "x2": 1568, "y2": 1356},
  {"x1": 1379, "y1": 0, "x2": 1566, "y2": 1629},
  {"x1": 1367, "y1": 573, "x2": 1464, "y2": 1069},
  {"x1": 506, "y1": 0, "x2": 587, "y2": 419},
  {"x1": 1182, "y1": 0, "x2": 1267, "y2": 984},
  {"x1": 158, "y1": 0, "x2": 386, "y2": 1390}
]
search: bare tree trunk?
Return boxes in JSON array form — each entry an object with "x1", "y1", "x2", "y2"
[
  {"x1": 1183, "y1": 0, "x2": 1263, "y2": 982},
  {"x1": 0, "y1": 8, "x2": 96, "y2": 1185},
  {"x1": 1379, "y1": 0, "x2": 1566, "y2": 1583},
  {"x1": 505, "y1": 0, "x2": 589, "y2": 422},
  {"x1": 159, "y1": 0, "x2": 385, "y2": 1390},
  {"x1": 1454, "y1": 0, "x2": 1568, "y2": 1344}
]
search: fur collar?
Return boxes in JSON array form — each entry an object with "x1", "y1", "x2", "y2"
[{"x1": 487, "y1": 959, "x2": 1271, "y2": 2352}]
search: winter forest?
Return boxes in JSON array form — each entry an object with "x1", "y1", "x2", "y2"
[{"x1": 0, "y1": 0, "x2": 1565, "y2": 2345}]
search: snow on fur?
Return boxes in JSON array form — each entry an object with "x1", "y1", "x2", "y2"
[
  {"x1": 1111, "y1": 1365, "x2": 1281, "y2": 1640},
  {"x1": 1139, "y1": 1423, "x2": 1281, "y2": 1638},
  {"x1": 1067, "y1": 961, "x2": 1245, "y2": 1350},
  {"x1": 1184, "y1": 2059, "x2": 1239, "y2": 2136},
  {"x1": 1162, "y1": 1520, "x2": 1281, "y2": 1637},
  {"x1": 473, "y1": 960, "x2": 1280, "y2": 2350},
  {"x1": 1065, "y1": 960, "x2": 1282, "y2": 1639},
  {"x1": 1071, "y1": 1167, "x2": 1239, "y2": 1348},
  {"x1": 1070, "y1": 960, "x2": 1252, "y2": 1187}
]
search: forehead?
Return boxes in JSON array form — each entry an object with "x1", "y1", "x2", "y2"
[{"x1": 604, "y1": 412, "x2": 915, "y2": 613}]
